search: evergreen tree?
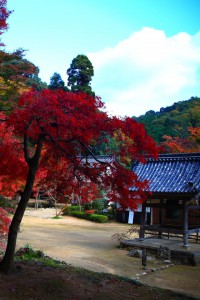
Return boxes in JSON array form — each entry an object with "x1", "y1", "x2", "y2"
[
  {"x1": 67, "y1": 54, "x2": 94, "y2": 96},
  {"x1": 49, "y1": 72, "x2": 67, "y2": 90}
]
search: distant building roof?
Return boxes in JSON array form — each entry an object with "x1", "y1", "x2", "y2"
[
  {"x1": 132, "y1": 153, "x2": 200, "y2": 196},
  {"x1": 78, "y1": 155, "x2": 115, "y2": 164}
]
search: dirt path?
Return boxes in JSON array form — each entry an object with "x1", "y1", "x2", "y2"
[
  {"x1": 16, "y1": 209, "x2": 200, "y2": 299},
  {"x1": 19, "y1": 209, "x2": 141, "y2": 277}
]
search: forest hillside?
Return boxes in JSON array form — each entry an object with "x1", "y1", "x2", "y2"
[{"x1": 133, "y1": 97, "x2": 200, "y2": 144}]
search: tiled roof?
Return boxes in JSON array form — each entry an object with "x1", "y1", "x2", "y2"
[
  {"x1": 132, "y1": 153, "x2": 200, "y2": 194},
  {"x1": 78, "y1": 155, "x2": 115, "y2": 164}
]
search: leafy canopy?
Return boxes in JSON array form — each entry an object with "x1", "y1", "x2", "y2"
[
  {"x1": 67, "y1": 54, "x2": 94, "y2": 96},
  {"x1": 0, "y1": 49, "x2": 47, "y2": 110},
  {"x1": 0, "y1": 1, "x2": 159, "y2": 273},
  {"x1": 0, "y1": 0, "x2": 12, "y2": 46},
  {"x1": 134, "y1": 97, "x2": 200, "y2": 144},
  {"x1": 1, "y1": 89, "x2": 158, "y2": 208},
  {"x1": 162, "y1": 127, "x2": 200, "y2": 153},
  {"x1": 49, "y1": 72, "x2": 67, "y2": 91}
]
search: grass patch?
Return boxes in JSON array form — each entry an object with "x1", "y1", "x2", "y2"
[
  {"x1": 51, "y1": 216, "x2": 62, "y2": 219},
  {"x1": 15, "y1": 244, "x2": 66, "y2": 269}
]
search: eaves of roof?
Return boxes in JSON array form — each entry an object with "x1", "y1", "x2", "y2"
[
  {"x1": 131, "y1": 153, "x2": 200, "y2": 194},
  {"x1": 78, "y1": 155, "x2": 115, "y2": 164}
]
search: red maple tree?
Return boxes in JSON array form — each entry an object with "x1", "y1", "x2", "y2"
[
  {"x1": 0, "y1": 0, "x2": 159, "y2": 274},
  {"x1": 0, "y1": 88, "x2": 159, "y2": 273},
  {"x1": 0, "y1": 207, "x2": 11, "y2": 251},
  {"x1": 0, "y1": 1, "x2": 38, "y2": 109},
  {"x1": 0, "y1": 0, "x2": 12, "y2": 44},
  {"x1": 162, "y1": 127, "x2": 200, "y2": 153},
  {"x1": 36, "y1": 154, "x2": 99, "y2": 205},
  {"x1": 0, "y1": 112, "x2": 26, "y2": 196}
]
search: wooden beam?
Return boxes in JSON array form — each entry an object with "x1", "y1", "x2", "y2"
[
  {"x1": 143, "y1": 225, "x2": 183, "y2": 234},
  {"x1": 188, "y1": 205, "x2": 200, "y2": 210},
  {"x1": 188, "y1": 228, "x2": 200, "y2": 234}
]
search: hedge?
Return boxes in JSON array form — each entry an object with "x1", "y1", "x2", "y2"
[
  {"x1": 63, "y1": 205, "x2": 82, "y2": 215},
  {"x1": 63, "y1": 209, "x2": 108, "y2": 223},
  {"x1": 63, "y1": 205, "x2": 108, "y2": 223},
  {"x1": 87, "y1": 213, "x2": 108, "y2": 223}
]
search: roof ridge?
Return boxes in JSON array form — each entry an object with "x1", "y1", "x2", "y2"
[
  {"x1": 146, "y1": 153, "x2": 200, "y2": 161},
  {"x1": 159, "y1": 152, "x2": 200, "y2": 157}
]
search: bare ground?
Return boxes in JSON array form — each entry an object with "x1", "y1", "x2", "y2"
[
  {"x1": 0, "y1": 259, "x2": 196, "y2": 300},
  {"x1": 0, "y1": 208, "x2": 199, "y2": 299}
]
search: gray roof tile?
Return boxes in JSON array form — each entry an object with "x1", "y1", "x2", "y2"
[{"x1": 132, "y1": 153, "x2": 200, "y2": 194}]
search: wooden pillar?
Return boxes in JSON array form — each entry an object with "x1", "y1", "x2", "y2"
[
  {"x1": 139, "y1": 203, "x2": 146, "y2": 240},
  {"x1": 150, "y1": 207, "x2": 153, "y2": 225},
  {"x1": 183, "y1": 201, "x2": 189, "y2": 248},
  {"x1": 159, "y1": 201, "x2": 163, "y2": 239}
]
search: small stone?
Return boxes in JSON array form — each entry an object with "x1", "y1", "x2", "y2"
[
  {"x1": 151, "y1": 268, "x2": 156, "y2": 272},
  {"x1": 164, "y1": 260, "x2": 171, "y2": 264},
  {"x1": 128, "y1": 249, "x2": 142, "y2": 258}
]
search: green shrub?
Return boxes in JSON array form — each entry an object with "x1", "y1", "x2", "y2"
[
  {"x1": 0, "y1": 195, "x2": 12, "y2": 208},
  {"x1": 92, "y1": 198, "x2": 107, "y2": 213},
  {"x1": 71, "y1": 211, "x2": 108, "y2": 223},
  {"x1": 63, "y1": 205, "x2": 82, "y2": 215},
  {"x1": 15, "y1": 244, "x2": 45, "y2": 260},
  {"x1": 15, "y1": 244, "x2": 66, "y2": 269},
  {"x1": 84, "y1": 202, "x2": 92, "y2": 210},
  {"x1": 71, "y1": 211, "x2": 86, "y2": 219},
  {"x1": 63, "y1": 205, "x2": 108, "y2": 222},
  {"x1": 87, "y1": 214, "x2": 108, "y2": 223}
]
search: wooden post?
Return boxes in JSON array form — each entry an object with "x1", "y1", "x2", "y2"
[
  {"x1": 183, "y1": 201, "x2": 189, "y2": 248},
  {"x1": 142, "y1": 249, "x2": 147, "y2": 269},
  {"x1": 150, "y1": 207, "x2": 153, "y2": 225},
  {"x1": 159, "y1": 201, "x2": 163, "y2": 239},
  {"x1": 139, "y1": 204, "x2": 146, "y2": 240}
]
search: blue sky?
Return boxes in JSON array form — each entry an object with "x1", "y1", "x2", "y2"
[{"x1": 3, "y1": 0, "x2": 200, "y2": 116}]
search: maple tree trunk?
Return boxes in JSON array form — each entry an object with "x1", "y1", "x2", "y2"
[
  {"x1": 0, "y1": 132, "x2": 44, "y2": 274},
  {"x1": 0, "y1": 166, "x2": 38, "y2": 274},
  {"x1": 56, "y1": 202, "x2": 70, "y2": 217}
]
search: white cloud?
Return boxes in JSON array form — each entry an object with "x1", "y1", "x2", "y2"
[{"x1": 88, "y1": 27, "x2": 200, "y2": 117}]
